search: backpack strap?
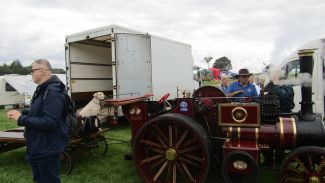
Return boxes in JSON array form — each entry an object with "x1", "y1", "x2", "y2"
[{"x1": 42, "y1": 89, "x2": 49, "y2": 100}]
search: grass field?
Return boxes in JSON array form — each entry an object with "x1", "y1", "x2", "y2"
[{"x1": 0, "y1": 109, "x2": 278, "y2": 182}]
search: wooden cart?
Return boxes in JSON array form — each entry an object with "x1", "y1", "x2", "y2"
[{"x1": 0, "y1": 127, "x2": 109, "y2": 174}]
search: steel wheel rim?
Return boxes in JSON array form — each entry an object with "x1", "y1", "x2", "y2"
[
  {"x1": 60, "y1": 152, "x2": 73, "y2": 175},
  {"x1": 280, "y1": 147, "x2": 325, "y2": 183},
  {"x1": 90, "y1": 135, "x2": 108, "y2": 156},
  {"x1": 134, "y1": 118, "x2": 210, "y2": 183}
]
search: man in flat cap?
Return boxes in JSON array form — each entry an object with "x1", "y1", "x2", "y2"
[{"x1": 226, "y1": 68, "x2": 258, "y2": 101}]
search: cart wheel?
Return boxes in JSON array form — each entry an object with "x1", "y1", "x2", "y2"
[
  {"x1": 222, "y1": 150, "x2": 259, "y2": 183},
  {"x1": 133, "y1": 113, "x2": 212, "y2": 183},
  {"x1": 279, "y1": 146, "x2": 325, "y2": 183},
  {"x1": 90, "y1": 135, "x2": 108, "y2": 156},
  {"x1": 60, "y1": 152, "x2": 73, "y2": 175}
]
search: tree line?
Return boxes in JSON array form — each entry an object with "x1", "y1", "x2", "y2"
[
  {"x1": 0, "y1": 60, "x2": 65, "y2": 75},
  {"x1": 195, "y1": 56, "x2": 233, "y2": 82},
  {"x1": 203, "y1": 56, "x2": 232, "y2": 70}
]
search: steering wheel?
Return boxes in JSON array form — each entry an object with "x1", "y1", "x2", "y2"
[{"x1": 158, "y1": 93, "x2": 170, "y2": 104}]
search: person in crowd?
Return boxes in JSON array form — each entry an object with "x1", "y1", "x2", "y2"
[
  {"x1": 217, "y1": 74, "x2": 230, "y2": 93},
  {"x1": 264, "y1": 69, "x2": 295, "y2": 113},
  {"x1": 226, "y1": 68, "x2": 258, "y2": 101},
  {"x1": 7, "y1": 59, "x2": 69, "y2": 183},
  {"x1": 249, "y1": 74, "x2": 261, "y2": 95}
]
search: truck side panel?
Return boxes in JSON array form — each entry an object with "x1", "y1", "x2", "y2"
[
  {"x1": 151, "y1": 36, "x2": 198, "y2": 99},
  {"x1": 115, "y1": 34, "x2": 152, "y2": 97}
]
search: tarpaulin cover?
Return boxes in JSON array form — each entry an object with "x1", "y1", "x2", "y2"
[{"x1": 208, "y1": 68, "x2": 221, "y2": 80}]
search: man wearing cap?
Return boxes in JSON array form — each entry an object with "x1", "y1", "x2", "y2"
[{"x1": 226, "y1": 68, "x2": 258, "y2": 101}]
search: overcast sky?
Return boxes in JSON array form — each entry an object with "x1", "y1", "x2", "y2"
[{"x1": 1, "y1": 0, "x2": 325, "y2": 72}]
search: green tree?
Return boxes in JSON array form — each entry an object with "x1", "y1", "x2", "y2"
[
  {"x1": 0, "y1": 63, "x2": 10, "y2": 75},
  {"x1": 52, "y1": 68, "x2": 66, "y2": 74},
  {"x1": 10, "y1": 60, "x2": 24, "y2": 74},
  {"x1": 203, "y1": 56, "x2": 213, "y2": 68},
  {"x1": 213, "y1": 56, "x2": 232, "y2": 70},
  {"x1": 0, "y1": 60, "x2": 66, "y2": 75},
  {"x1": 0, "y1": 64, "x2": 12, "y2": 75}
]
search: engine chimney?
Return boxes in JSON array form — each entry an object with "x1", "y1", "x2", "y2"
[{"x1": 298, "y1": 49, "x2": 315, "y2": 121}]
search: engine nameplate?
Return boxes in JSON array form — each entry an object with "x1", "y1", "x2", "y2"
[{"x1": 218, "y1": 103, "x2": 260, "y2": 127}]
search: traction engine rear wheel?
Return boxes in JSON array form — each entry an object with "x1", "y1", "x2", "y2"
[
  {"x1": 279, "y1": 146, "x2": 325, "y2": 183},
  {"x1": 133, "y1": 113, "x2": 212, "y2": 183}
]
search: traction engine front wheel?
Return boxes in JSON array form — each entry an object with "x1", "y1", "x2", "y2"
[
  {"x1": 133, "y1": 113, "x2": 212, "y2": 183},
  {"x1": 279, "y1": 146, "x2": 325, "y2": 183},
  {"x1": 222, "y1": 150, "x2": 259, "y2": 183}
]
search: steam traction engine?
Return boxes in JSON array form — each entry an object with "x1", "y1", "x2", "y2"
[{"x1": 105, "y1": 50, "x2": 325, "y2": 183}]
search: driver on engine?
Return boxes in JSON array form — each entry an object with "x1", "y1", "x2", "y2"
[{"x1": 226, "y1": 68, "x2": 258, "y2": 102}]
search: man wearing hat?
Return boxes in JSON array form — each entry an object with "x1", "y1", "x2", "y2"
[{"x1": 226, "y1": 68, "x2": 258, "y2": 101}]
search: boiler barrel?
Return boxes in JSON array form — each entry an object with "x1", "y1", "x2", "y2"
[
  {"x1": 295, "y1": 119, "x2": 325, "y2": 147},
  {"x1": 222, "y1": 118, "x2": 325, "y2": 149}
]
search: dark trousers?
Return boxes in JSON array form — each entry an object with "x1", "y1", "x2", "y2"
[{"x1": 28, "y1": 153, "x2": 61, "y2": 183}]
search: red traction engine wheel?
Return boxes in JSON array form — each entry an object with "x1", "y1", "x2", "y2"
[
  {"x1": 279, "y1": 146, "x2": 325, "y2": 183},
  {"x1": 133, "y1": 113, "x2": 212, "y2": 183},
  {"x1": 222, "y1": 150, "x2": 259, "y2": 183}
]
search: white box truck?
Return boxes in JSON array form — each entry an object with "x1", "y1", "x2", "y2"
[{"x1": 65, "y1": 25, "x2": 198, "y2": 107}]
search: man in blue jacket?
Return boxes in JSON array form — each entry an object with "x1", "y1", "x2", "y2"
[
  {"x1": 7, "y1": 59, "x2": 69, "y2": 183},
  {"x1": 226, "y1": 68, "x2": 258, "y2": 102}
]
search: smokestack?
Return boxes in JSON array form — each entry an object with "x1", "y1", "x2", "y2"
[{"x1": 298, "y1": 49, "x2": 315, "y2": 121}]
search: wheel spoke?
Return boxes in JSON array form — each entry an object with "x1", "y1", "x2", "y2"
[
  {"x1": 181, "y1": 162, "x2": 195, "y2": 182},
  {"x1": 179, "y1": 146, "x2": 200, "y2": 154},
  {"x1": 148, "y1": 147, "x2": 164, "y2": 154},
  {"x1": 175, "y1": 130, "x2": 189, "y2": 148},
  {"x1": 179, "y1": 157, "x2": 201, "y2": 168},
  {"x1": 141, "y1": 154, "x2": 163, "y2": 165},
  {"x1": 181, "y1": 138, "x2": 196, "y2": 148},
  {"x1": 294, "y1": 157, "x2": 310, "y2": 173},
  {"x1": 317, "y1": 158, "x2": 325, "y2": 175},
  {"x1": 174, "y1": 125, "x2": 178, "y2": 145},
  {"x1": 172, "y1": 163, "x2": 177, "y2": 183},
  {"x1": 154, "y1": 126, "x2": 168, "y2": 144},
  {"x1": 90, "y1": 137, "x2": 107, "y2": 156},
  {"x1": 152, "y1": 131, "x2": 167, "y2": 148},
  {"x1": 285, "y1": 167, "x2": 304, "y2": 176},
  {"x1": 169, "y1": 125, "x2": 173, "y2": 146},
  {"x1": 184, "y1": 154, "x2": 204, "y2": 163},
  {"x1": 142, "y1": 140, "x2": 164, "y2": 149},
  {"x1": 167, "y1": 162, "x2": 172, "y2": 181},
  {"x1": 307, "y1": 153, "x2": 313, "y2": 171},
  {"x1": 176, "y1": 162, "x2": 188, "y2": 182},
  {"x1": 284, "y1": 177, "x2": 305, "y2": 182},
  {"x1": 153, "y1": 161, "x2": 168, "y2": 182},
  {"x1": 152, "y1": 158, "x2": 166, "y2": 169}
]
